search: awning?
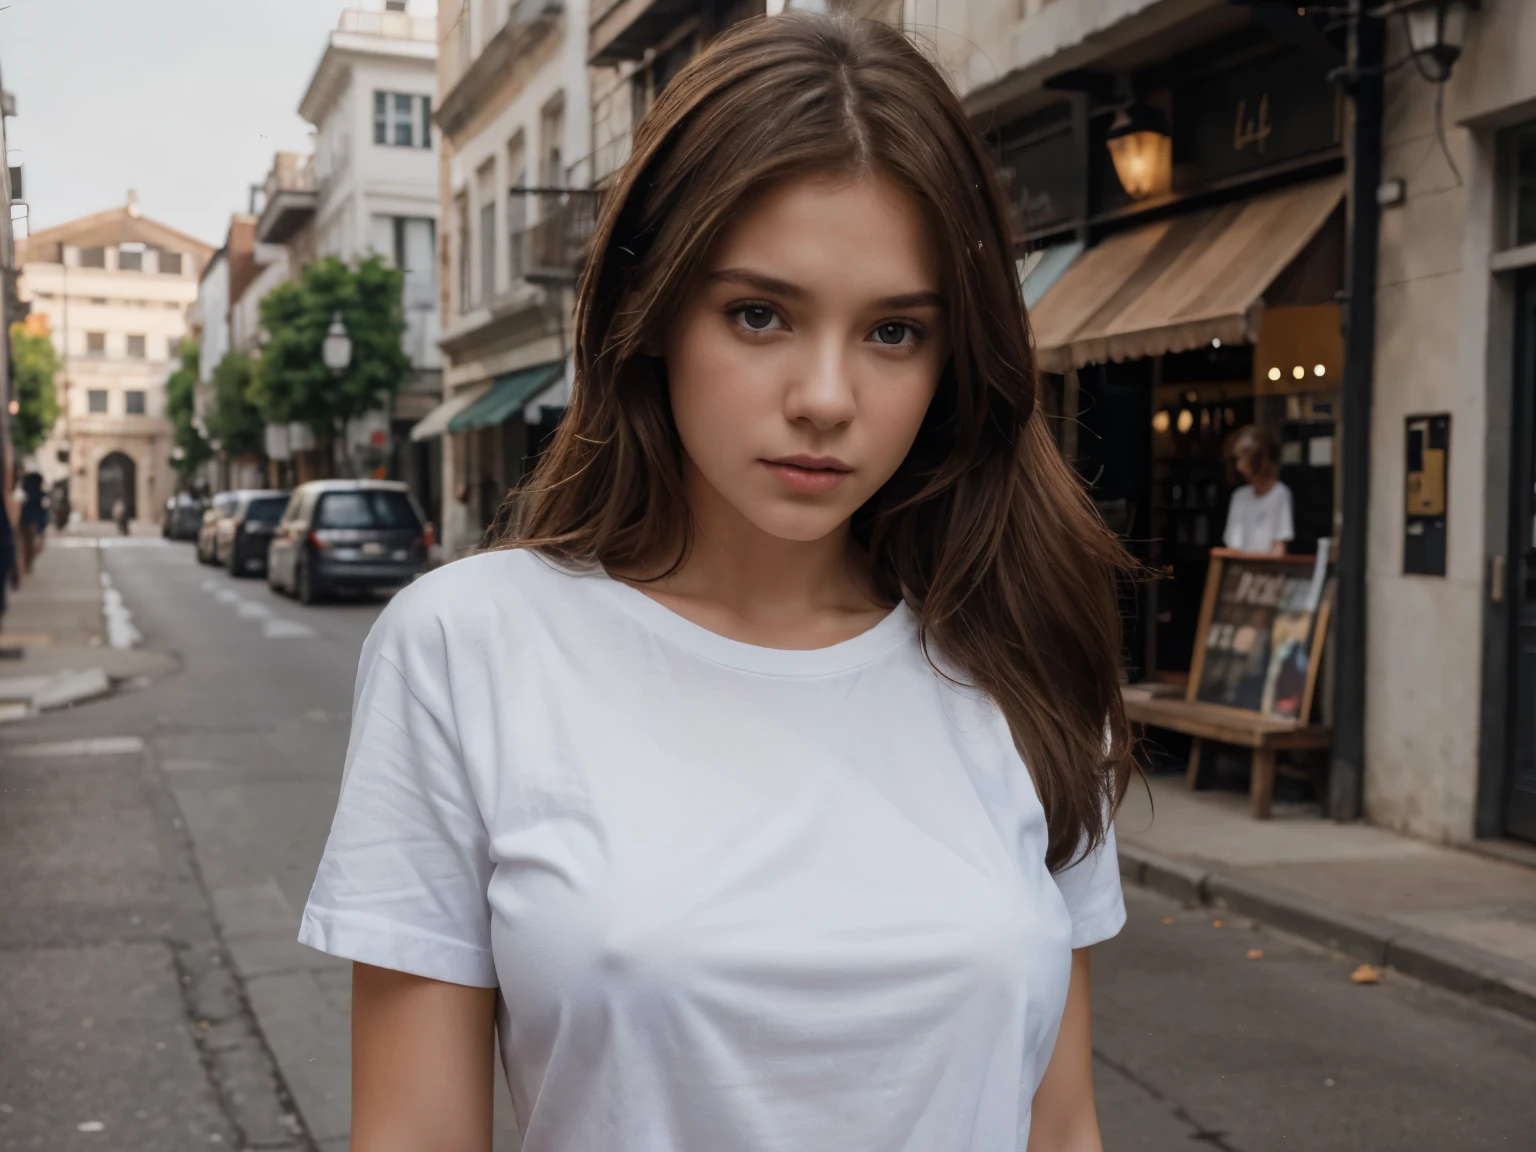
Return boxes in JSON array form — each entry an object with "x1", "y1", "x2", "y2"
[
  {"x1": 409, "y1": 386, "x2": 486, "y2": 442},
  {"x1": 448, "y1": 361, "x2": 565, "y2": 433},
  {"x1": 1018, "y1": 241, "x2": 1083, "y2": 310},
  {"x1": 1030, "y1": 177, "x2": 1345, "y2": 373}
]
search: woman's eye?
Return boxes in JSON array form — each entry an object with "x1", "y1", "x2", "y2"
[
  {"x1": 735, "y1": 305, "x2": 779, "y2": 332},
  {"x1": 872, "y1": 322, "x2": 915, "y2": 346}
]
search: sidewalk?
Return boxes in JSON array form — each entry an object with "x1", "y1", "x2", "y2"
[
  {"x1": 1116, "y1": 775, "x2": 1536, "y2": 1020},
  {"x1": 0, "y1": 525, "x2": 177, "y2": 719}
]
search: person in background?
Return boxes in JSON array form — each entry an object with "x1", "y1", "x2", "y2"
[
  {"x1": 0, "y1": 449, "x2": 17, "y2": 624},
  {"x1": 112, "y1": 498, "x2": 129, "y2": 536},
  {"x1": 1224, "y1": 424, "x2": 1294, "y2": 556},
  {"x1": 18, "y1": 472, "x2": 48, "y2": 574}
]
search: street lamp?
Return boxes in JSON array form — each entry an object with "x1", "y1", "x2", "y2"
[
  {"x1": 1105, "y1": 102, "x2": 1172, "y2": 200},
  {"x1": 322, "y1": 311, "x2": 352, "y2": 374},
  {"x1": 1402, "y1": 0, "x2": 1477, "y2": 82}
]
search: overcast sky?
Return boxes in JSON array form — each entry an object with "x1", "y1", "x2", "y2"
[{"x1": 2, "y1": 0, "x2": 437, "y2": 248}]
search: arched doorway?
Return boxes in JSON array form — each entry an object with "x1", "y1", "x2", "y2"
[{"x1": 97, "y1": 452, "x2": 137, "y2": 521}]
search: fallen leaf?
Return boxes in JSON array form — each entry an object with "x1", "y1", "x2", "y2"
[
  {"x1": 1350, "y1": 964, "x2": 1381, "y2": 985},
  {"x1": 1246, "y1": 948, "x2": 1264, "y2": 960},
  {"x1": 1161, "y1": 917, "x2": 1174, "y2": 925},
  {"x1": 1212, "y1": 919, "x2": 1224, "y2": 928}
]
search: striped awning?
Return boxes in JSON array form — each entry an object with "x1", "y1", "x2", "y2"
[
  {"x1": 448, "y1": 361, "x2": 565, "y2": 433},
  {"x1": 1030, "y1": 177, "x2": 1345, "y2": 372}
]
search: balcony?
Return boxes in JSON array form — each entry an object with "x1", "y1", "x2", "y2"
[
  {"x1": 256, "y1": 153, "x2": 317, "y2": 245},
  {"x1": 438, "y1": 0, "x2": 564, "y2": 139},
  {"x1": 509, "y1": 190, "x2": 601, "y2": 286},
  {"x1": 589, "y1": 0, "x2": 698, "y2": 64},
  {"x1": 336, "y1": 8, "x2": 437, "y2": 42}
]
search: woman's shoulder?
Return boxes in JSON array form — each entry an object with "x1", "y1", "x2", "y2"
[{"x1": 365, "y1": 547, "x2": 596, "y2": 670}]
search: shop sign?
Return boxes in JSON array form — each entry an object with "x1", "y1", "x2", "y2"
[{"x1": 1172, "y1": 46, "x2": 1342, "y2": 191}]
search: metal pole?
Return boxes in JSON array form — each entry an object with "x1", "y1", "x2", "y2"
[{"x1": 1330, "y1": 1, "x2": 1385, "y2": 821}]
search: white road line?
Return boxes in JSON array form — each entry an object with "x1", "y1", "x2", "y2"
[
  {"x1": 262, "y1": 618, "x2": 317, "y2": 639},
  {"x1": 100, "y1": 571, "x2": 142, "y2": 650},
  {"x1": 8, "y1": 736, "x2": 146, "y2": 759},
  {"x1": 235, "y1": 600, "x2": 274, "y2": 620}
]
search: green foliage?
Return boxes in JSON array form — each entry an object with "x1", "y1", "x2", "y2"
[
  {"x1": 253, "y1": 255, "x2": 410, "y2": 441},
  {"x1": 9, "y1": 322, "x2": 61, "y2": 457},
  {"x1": 165, "y1": 338, "x2": 212, "y2": 482},
  {"x1": 208, "y1": 351, "x2": 267, "y2": 461}
]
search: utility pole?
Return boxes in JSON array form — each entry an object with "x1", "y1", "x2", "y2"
[{"x1": 1330, "y1": 0, "x2": 1386, "y2": 821}]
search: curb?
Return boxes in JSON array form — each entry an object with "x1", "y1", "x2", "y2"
[{"x1": 1119, "y1": 843, "x2": 1536, "y2": 1023}]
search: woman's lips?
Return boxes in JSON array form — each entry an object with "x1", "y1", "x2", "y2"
[{"x1": 762, "y1": 457, "x2": 852, "y2": 495}]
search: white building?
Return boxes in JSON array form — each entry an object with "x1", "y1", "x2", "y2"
[
  {"x1": 253, "y1": 2, "x2": 442, "y2": 513},
  {"x1": 423, "y1": 0, "x2": 594, "y2": 557},
  {"x1": 19, "y1": 193, "x2": 212, "y2": 523}
]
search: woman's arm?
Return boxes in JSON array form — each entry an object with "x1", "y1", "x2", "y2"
[
  {"x1": 1027, "y1": 948, "x2": 1102, "y2": 1152},
  {"x1": 351, "y1": 963, "x2": 498, "y2": 1152}
]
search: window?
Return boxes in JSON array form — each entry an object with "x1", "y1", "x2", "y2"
[
  {"x1": 159, "y1": 250, "x2": 183, "y2": 275},
  {"x1": 125, "y1": 390, "x2": 146, "y2": 415},
  {"x1": 316, "y1": 490, "x2": 421, "y2": 530},
  {"x1": 477, "y1": 160, "x2": 496, "y2": 304},
  {"x1": 507, "y1": 134, "x2": 527, "y2": 281},
  {"x1": 126, "y1": 334, "x2": 146, "y2": 359},
  {"x1": 88, "y1": 389, "x2": 108, "y2": 413},
  {"x1": 540, "y1": 95, "x2": 565, "y2": 188},
  {"x1": 456, "y1": 192, "x2": 470, "y2": 312},
  {"x1": 1517, "y1": 121, "x2": 1536, "y2": 248},
  {"x1": 86, "y1": 332, "x2": 106, "y2": 357},
  {"x1": 79, "y1": 246, "x2": 106, "y2": 268},
  {"x1": 374, "y1": 91, "x2": 428, "y2": 148},
  {"x1": 119, "y1": 244, "x2": 144, "y2": 271}
]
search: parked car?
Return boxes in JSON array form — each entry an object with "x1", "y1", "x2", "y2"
[
  {"x1": 216, "y1": 490, "x2": 291, "y2": 576},
  {"x1": 196, "y1": 492, "x2": 239, "y2": 564},
  {"x1": 268, "y1": 480, "x2": 429, "y2": 604},
  {"x1": 163, "y1": 493, "x2": 205, "y2": 541}
]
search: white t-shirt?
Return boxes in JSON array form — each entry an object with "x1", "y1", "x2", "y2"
[
  {"x1": 299, "y1": 548, "x2": 1125, "y2": 1152},
  {"x1": 1223, "y1": 480, "x2": 1295, "y2": 554}
]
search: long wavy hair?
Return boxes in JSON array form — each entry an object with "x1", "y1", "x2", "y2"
[{"x1": 500, "y1": 12, "x2": 1135, "y2": 869}]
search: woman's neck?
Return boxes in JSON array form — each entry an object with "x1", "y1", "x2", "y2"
[
  {"x1": 1250, "y1": 472, "x2": 1278, "y2": 497},
  {"x1": 617, "y1": 460, "x2": 886, "y2": 647}
]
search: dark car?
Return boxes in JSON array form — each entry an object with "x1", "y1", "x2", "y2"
[
  {"x1": 197, "y1": 492, "x2": 239, "y2": 564},
  {"x1": 217, "y1": 490, "x2": 290, "y2": 576},
  {"x1": 268, "y1": 481, "x2": 429, "y2": 604},
  {"x1": 163, "y1": 493, "x2": 206, "y2": 541}
]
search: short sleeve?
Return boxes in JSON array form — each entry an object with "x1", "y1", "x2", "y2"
[
  {"x1": 298, "y1": 602, "x2": 497, "y2": 988},
  {"x1": 1275, "y1": 483, "x2": 1296, "y2": 543},
  {"x1": 1051, "y1": 822, "x2": 1127, "y2": 949},
  {"x1": 1222, "y1": 490, "x2": 1246, "y2": 550}
]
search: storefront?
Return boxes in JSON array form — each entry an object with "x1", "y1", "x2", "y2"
[{"x1": 1001, "y1": 30, "x2": 1347, "y2": 694}]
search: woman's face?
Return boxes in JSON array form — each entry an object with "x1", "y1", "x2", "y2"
[{"x1": 662, "y1": 172, "x2": 950, "y2": 544}]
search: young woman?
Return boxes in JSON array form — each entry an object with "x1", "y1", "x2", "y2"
[
  {"x1": 1224, "y1": 424, "x2": 1294, "y2": 556},
  {"x1": 301, "y1": 13, "x2": 1135, "y2": 1151}
]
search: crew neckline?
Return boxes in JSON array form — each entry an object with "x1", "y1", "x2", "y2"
[{"x1": 592, "y1": 567, "x2": 916, "y2": 677}]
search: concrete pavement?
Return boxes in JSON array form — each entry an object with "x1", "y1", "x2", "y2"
[{"x1": 2, "y1": 531, "x2": 1535, "y2": 1150}]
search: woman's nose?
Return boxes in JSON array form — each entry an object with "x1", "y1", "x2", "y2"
[{"x1": 784, "y1": 339, "x2": 857, "y2": 430}]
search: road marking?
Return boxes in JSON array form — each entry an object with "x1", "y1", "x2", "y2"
[
  {"x1": 263, "y1": 618, "x2": 317, "y2": 639},
  {"x1": 235, "y1": 600, "x2": 274, "y2": 620},
  {"x1": 100, "y1": 571, "x2": 142, "y2": 650},
  {"x1": 8, "y1": 736, "x2": 146, "y2": 759},
  {"x1": 161, "y1": 758, "x2": 215, "y2": 772}
]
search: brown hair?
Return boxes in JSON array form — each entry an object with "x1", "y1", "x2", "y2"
[
  {"x1": 500, "y1": 13, "x2": 1135, "y2": 869},
  {"x1": 1232, "y1": 424, "x2": 1281, "y2": 477}
]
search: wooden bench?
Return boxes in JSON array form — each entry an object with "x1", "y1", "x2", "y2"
[{"x1": 1122, "y1": 686, "x2": 1331, "y2": 819}]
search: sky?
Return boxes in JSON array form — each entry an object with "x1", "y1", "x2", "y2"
[{"x1": 2, "y1": 0, "x2": 437, "y2": 248}]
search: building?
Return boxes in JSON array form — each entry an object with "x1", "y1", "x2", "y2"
[
  {"x1": 1364, "y1": 0, "x2": 1536, "y2": 848},
  {"x1": 261, "y1": 2, "x2": 443, "y2": 518},
  {"x1": 194, "y1": 212, "x2": 264, "y2": 492},
  {"x1": 19, "y1": 193, "x2": 212, "y2": 524},
  {"x1": 422, "y1": 0, "x2": 598, "y2": 556},
  {"x1": 1, "y1": 63, "x2": 18, "y2": 526}
]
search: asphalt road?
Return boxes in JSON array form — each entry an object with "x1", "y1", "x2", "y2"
[{"x1": 4, "y1": 536, "x2": 1535, "y2": 1151}]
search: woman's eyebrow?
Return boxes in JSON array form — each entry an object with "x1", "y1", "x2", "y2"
[{"x1": 706, "y1": 268, "x2": 946, "y2": 310}]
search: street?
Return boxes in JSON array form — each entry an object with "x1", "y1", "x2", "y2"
[{"x1": 0, "y1": 536, "x2": 1532, "y2": 1151}]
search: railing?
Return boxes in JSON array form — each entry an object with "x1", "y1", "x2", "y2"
[
  {"x1": 264, "y1": 153, "x2": 316, "y2": 203},
  {"x1": 337, "y1": 8, "x2": 437, "y2": 41},
  {"x1": 508, "y1": 189, "x2": 601, "y2": 286}
]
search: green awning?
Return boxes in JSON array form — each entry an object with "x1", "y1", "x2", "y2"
[{"x1": 447, "y1": 361, "x2": 565, "y2": 433}]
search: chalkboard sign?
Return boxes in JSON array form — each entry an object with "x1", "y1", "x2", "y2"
[{"x1": 1187, "y1": 548, "x2": 1334, "y2": 722}]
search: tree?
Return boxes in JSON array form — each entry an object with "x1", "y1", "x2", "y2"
[
  {"x1": 253, "y1": 255, "x2": 409, "y2": 476},
  {"x1": 165, "y1": 338, "x2": 212, "y2": 484},
  {"x1": 9, "y1": 322, "x2": 61, "y2": 458},
  {"x1": 208, "y1": 351, "x2": 266, "y2": 462}
]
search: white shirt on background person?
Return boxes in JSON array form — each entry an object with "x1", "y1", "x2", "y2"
[
  {"x1": 299, "y1": 547, "x2": 1125, "y2": 1152},
  {"x1": 1223, "y1": 480, "x2": 1295, "y2": 554}
]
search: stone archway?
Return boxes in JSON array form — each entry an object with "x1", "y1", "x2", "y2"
[{"x1": 97, "y1": 451, "x2": 137, "y2": 521}]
